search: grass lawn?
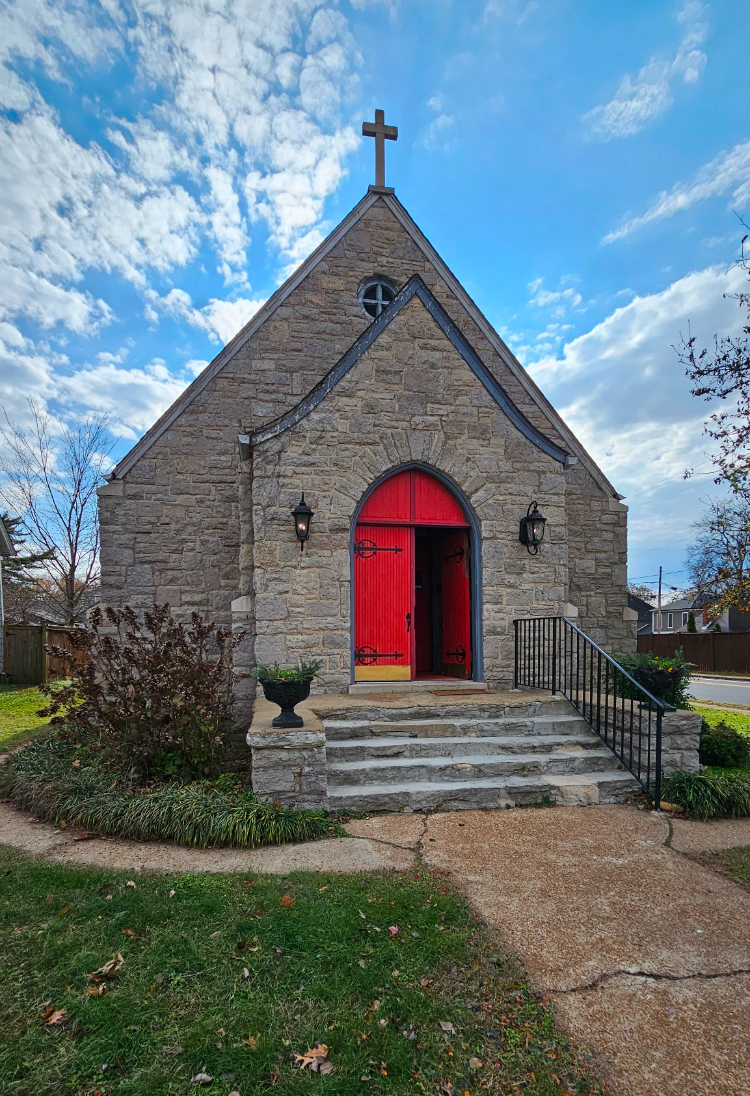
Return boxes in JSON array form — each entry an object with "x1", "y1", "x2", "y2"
[
  {"x1": 0, "y1": 684, "x2": 51, "y2": 751},
  {"x1": 0, "y1": 848, "x2": 601, "y2": 1096},
  {"x1": 692, "y1": 705, "x2": 750, "y2": 738},
  {"x1": 696, "y1": 846, "x2": 750, "y2": 892}
]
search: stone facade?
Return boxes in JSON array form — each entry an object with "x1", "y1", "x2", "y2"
[
  {"x1": 98, "y1": 193, "x2": 635, "y2": 725},
  {"x1": 661, "y1": 709, "x2": 702, "y2": 778}
]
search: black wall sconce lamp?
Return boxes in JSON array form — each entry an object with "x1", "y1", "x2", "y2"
[
  {"x1": 519, "y1": 501, "x2": 547, "y2": 555},
  {"x1": 292, "y1": 493, "x2": 313, "y2": 550}
]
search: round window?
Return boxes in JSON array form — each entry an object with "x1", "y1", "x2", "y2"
[{"x1": 358, "y1": 277, "x2": 397, "y2": 319}]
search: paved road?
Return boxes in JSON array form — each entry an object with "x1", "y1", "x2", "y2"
[{"x1": 689, "y1": 675, "x2": 750, "y2": 707}]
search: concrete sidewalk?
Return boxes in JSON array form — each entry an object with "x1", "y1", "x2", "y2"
[{"x1": 413, "y1": 807, "x2": 750, "y2": 1096}]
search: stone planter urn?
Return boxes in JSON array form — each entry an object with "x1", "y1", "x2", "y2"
[{"x1": 258, "y1": 677, "x2": 312, "y2": 728}]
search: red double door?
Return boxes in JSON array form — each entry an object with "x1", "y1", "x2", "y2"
[{"x1": 353, "y1": 470, "x2": 472, "y2": 682}]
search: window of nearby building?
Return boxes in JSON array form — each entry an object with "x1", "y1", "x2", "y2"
[
  {"x1": 682, "y1": 612, "x2": 689, "y2": 626},
  {"x1": 667, "y1": 612, "x2": 673, "y2": 629},
  {"x1": 359, "y1": 276, "x2": 397, "y2": 318}
]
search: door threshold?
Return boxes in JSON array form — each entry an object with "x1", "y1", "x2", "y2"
[{"x1": 348, "y1": 679, "x2": 487, "y2": 695}]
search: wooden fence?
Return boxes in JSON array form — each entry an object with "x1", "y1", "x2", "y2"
[
  {"x1": 637, "y1": 631, "x2": 750, "y2": 675},
  {"x1": 2, "y1": 625, "x2": 89, "y2": 684}
]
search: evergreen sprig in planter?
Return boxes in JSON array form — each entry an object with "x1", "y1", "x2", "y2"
[{"x1": 253, "y1": 661, "x2": 323, "y2": 728}]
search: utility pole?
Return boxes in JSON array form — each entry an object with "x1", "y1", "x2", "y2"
[{"x1": 656, "y1": 565, "x2": 663, "y2": 634}]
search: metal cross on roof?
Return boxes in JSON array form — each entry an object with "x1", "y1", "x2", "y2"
[{"x1": 362, "y1": 108, "x2": 398, "y2": 191}]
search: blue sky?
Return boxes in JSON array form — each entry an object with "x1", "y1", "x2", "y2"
[{"x1": 1, "y1": 0, "x2": 749, "y2": 599}]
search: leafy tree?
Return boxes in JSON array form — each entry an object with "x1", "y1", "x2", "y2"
[
  {"x1": 677, "y1": 234, "x2": 750, "y2": 499},
  {"x1": 687, "y1": 499, "x2": 750, "y2": 613},
  {"x1": 627, "y1": 582, "x2": 655, "y2": 604},
  {"x1": 0, "y1": 403, "x2": 113, "y2": 624}
]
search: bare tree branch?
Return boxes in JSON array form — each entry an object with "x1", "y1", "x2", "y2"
[{"x1": 0, "y1": 401, "x2": 113, "y2": 624}]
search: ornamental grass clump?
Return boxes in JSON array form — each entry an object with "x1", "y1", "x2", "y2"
[
  {"x1": 0, "y1": 733, "x2": 339, "y2": 847},
  {"x1": 662, "y1": 770, "x2": 750, "y2": 820},
  {"x1": 37, "y1": 604, "x2": 241, "y2": 781}
]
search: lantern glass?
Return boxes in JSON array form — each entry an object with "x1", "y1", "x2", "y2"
[
  {"x1": 292, "y1": 493, "x2": 313, "y2": 550},
  {"x1": 520, "y1": 501, "x2": 546, "y2": 554}
]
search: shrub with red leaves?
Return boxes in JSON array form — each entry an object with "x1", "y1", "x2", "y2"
[{"x1": 38, "y1": 605, "x2": 242, "y2": 781}]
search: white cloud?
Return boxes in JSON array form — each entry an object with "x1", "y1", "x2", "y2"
[
  {"x1": 527, "y1": 276, "x2": 583, "y2": 319},
  {"x1": 420, "y1": 96, "x2": 455, "y2": 151},
  {"x1": 583, "y1": 1, "x2": 708, "y2": 140},
  {"x1": 529, "y1": 263, "x2": 747, "y2": 538},
  {"x1": 151, "y1": 289, "x2": 266, "y2": 344},
  {"x1": 604, "y1": 139, "x2": 750, "y2": 243},
  {"x1": 57, "y1": 360, "x2": 192, "y2": 439}
]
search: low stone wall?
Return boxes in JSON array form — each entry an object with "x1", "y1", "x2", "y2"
[
  {"x1": 247, "y1": 697, "x2": 328, "y2": 809},
  {"x1": 661, "y1": 709, "x2": 702, "y2": 777}
]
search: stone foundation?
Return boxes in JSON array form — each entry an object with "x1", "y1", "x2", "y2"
[
  {"x1": 661, "y1": 709, "x2": 702, "y2": 777},
  {"x1": 247, "y1": 698, "x2": 328, "y2": 809}
]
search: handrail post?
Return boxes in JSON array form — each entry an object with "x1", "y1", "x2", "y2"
[
  {"x1": 551, "y1": 616, "x2": 558, "y2": 695},
  {"x1": 654, "y1": 707, "x2": 663, "y2": 806},
  {"x1": 513, "y1": 619, "x2": 519, "y2": 688}
]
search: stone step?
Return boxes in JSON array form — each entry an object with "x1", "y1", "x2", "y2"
[
  {"x1": 327, "y1": 748, "x2": 622, "y2": 785},
  {"x1": 322, "y1": 714, "x2": 588, "y2": 741},
  {"x1": 317, "y1": 698, "x2": 574, "y2": 724},
  {"x1": 325, "y1": 732, "x2": 604, "y2": 762},
  {"x1": 326, "y1": 770, "x2": 639, "y2": 812}
]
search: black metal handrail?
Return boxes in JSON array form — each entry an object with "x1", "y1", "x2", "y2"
[{"x1": 514, "y1": 616, "x2": 673, "y2": 803}]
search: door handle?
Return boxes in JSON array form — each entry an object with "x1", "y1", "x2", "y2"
[{"x1": 406, "y1": 612, "x2": 411, "y2": 633}]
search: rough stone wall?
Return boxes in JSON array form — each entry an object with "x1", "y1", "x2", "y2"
[
  {"x1": 564, "y1": 463, "x2": 635, "y2": 654},
  {"x1": 250, "y1": 294, "x2": 568, "y2": 692},
  {"x1": 661, "y1": 709, "x2": 702, "y2": 778},
  {"x1": 98, "y1": 194, "x2": 631, "y2": 713}
]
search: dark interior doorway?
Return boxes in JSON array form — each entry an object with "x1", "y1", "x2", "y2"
[{"x1": 414, "y1": 528, "x2": 472, "y2": 679}]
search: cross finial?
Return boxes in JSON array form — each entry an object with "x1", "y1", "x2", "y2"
[{"x1": 362, "y1": 108, "x2": 398, "y2": 192}]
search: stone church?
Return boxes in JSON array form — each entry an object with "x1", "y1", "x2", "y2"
[{"x1": 98, "y1": 113, "x2": 647, "y2": 810}]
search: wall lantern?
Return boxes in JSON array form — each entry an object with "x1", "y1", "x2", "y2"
[
  {"x1": 519, "y1": 501, "x2": 547, "y2": 555},
  {"x1": 292, "y1": 493, "x2": 314, "y2": 550}
]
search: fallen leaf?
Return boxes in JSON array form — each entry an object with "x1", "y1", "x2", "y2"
[
  {"x1": 293, "y1": 1043, "x2": 331, "y2": 1072},
  {"x1": 44, "y1": 1008, "x2": 67, "y2": 1026},
  {"x1": 45, "y1": 894, "x2": 54, "y2": 903},
  {"x1": 242, "y1": 1033, "x2": 258, "y2": 1049},
  {"x1": 121, "y1": 928, "x2": 135, "y2": 937},
  {"x1": 85, "y1": 984, "x2": 107, "y2": 997},
  {"x1": 279, "y1": 893, "x2": 295, "y2": 908},
  {"x1": 388, "y1": 925, "x2": 399, "y2": 936},
  {"x1": 438, "y1": 1021, "x2": 455, "y2": 1034},
  {"x1": 216, "y1": 1027, "x2": 226, "y2": 1036},
  {"x1": 169, "y1": 890, "x2": 175, "y2": 898},
  {"x1": 72, "y1": 759, "x2": 81, "y2": 768},
  {"x1": 318, "y1": 885, "x2": 329, "y2": 892},
  {"x1": 319, "y1": 1061, "x2": 334, "y2": 1075},
  {"x1": 209, "y1": 930, "x2": 222, "y2": 938},
  {"x1": 58, "y1": 906, "x2": 69, "y2": 917},
  {"x1": 190, "y1": 1073, "x2": 213, "y2": 1085},
  {"x1": 358, "y1": 959, "x2": 367, "y2": 968},
  {"x1": 126, "y1": 880, "x2": 135, "y2": 888},
  {"x1": 469, "y1": 1056, "x2": 483, "y2": 1069},
  {"x1": 72, "y1": 831, "x2": 98, "y2": 842},
  {"x1": 241, "y1": 967, "x2": 250, "y2": 980},
  {"x1": 89, "y1": 953, "x2": 125, "y2": 980},
  {"x1": 59, "y1": 820, "x2": 67, "y2": 829}
]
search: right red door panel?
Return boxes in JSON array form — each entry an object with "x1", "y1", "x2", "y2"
[{"x1": 440, "y1": 529, "x2": 471, "y2": 678}]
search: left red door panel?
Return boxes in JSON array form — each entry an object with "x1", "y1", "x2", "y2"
[{"x1": 354, "y1": 523, "x2": 412, "y2": 681}]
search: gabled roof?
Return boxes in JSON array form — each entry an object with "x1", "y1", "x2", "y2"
[
  {"x1": 245, "y1": 274, "x2": 570, "y2": 463},
  {"x1": 0, "y1": 517, "x2": 16, "y2": 557},
  {"x1": 111, "y1": 192, "x2": 619, "y2": 496}
]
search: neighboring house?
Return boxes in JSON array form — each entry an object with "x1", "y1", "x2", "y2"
[
  {"x1": 98, "y1": 139, "x2": 635, "y2": 726},
  {"x1": 651, "y1": 598, "x2": 706, "y2": 634},
  {"x1": 628, "y1": 592, "x2": 654, "y2": 635},
  {"x1": 0, "y1": 516, "x2": 17, "y2": 676},
  {"x1": 650, "y1": 598, "x2": 750, "y2": 634}
]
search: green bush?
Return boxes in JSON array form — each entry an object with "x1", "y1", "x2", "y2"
[
  {"x1": 38, "y1": 604, "x2": 241, "y2": 781},
  {"x1": 699, "y1": 719, "x2": 750, "y2": 768},
  {"x1": 611, "y1": 649, "x2": 692, "y2": 708},
  {"x1": 662, "y1": 770, "x2": 750, "y2": 820},
  {"x1": 0, "y1": 732, "x2": 339, "y2": 848},
  {"x1": 252, "y1": 660, "x2": 323, "y2": 681}
]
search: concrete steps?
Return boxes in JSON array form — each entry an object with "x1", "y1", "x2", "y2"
[{"x1": 320, "y1": 693, "x2": 639, "y2": 812}]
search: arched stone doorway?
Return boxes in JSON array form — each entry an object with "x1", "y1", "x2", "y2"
[{"x1": 350, "y1": 464, "x2": 482, "y2": 683}]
